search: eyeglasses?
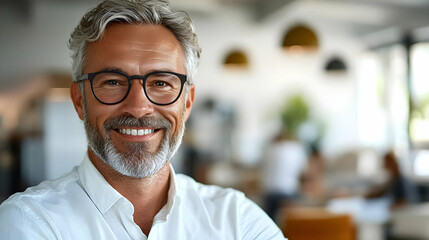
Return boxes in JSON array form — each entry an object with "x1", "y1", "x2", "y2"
[{"x1": 78, "y1": 70, "x2": 187, "y2": 105}]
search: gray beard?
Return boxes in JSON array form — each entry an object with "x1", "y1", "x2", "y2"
[{"x1": 83, "y1": 112, "x2": 185, "y2": 179}]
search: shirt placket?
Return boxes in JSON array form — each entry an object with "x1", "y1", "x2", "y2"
[{"x1": 112, "y1": 199, "x2": 147, "y2": 240}]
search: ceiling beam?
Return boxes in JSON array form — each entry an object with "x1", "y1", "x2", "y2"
[{"x1": 252, "y1": 0, "x2": 295, "y2": 21}]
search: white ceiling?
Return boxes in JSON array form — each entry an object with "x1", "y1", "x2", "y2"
[
  {"x1": 171, "y1": 0, "x2": 429, "y2": 35},
  {"x1": 4, "y1": 0, "x2": 429, "y2": 35}
]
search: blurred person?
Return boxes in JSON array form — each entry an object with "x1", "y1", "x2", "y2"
[
  {"x1": 300, "y1": 145, "x2": 326, "y2": 204},
  {"x1": 327, "y1": 150, "x2": 415, "y2": 239},
  {"x1": 364, "y1": 150, "x2": 408, "y2": 209},
  {"x1": 262, "y1": 130, "x2": 307, "y2": 220},
  {"x1": 0, "y1": 1, "x2": 285, "y2": 239}
]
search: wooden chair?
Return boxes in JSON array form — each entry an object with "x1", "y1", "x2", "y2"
[{"x1": 280, "y1": 207, "x2": 356, "y2": 240}]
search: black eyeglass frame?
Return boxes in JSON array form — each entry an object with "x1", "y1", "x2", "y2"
[{"x1": 78, "y1": 70, "x2": 187, "y2": 106}]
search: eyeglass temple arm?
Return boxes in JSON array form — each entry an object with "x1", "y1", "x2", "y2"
[{"x1": 78, "y1": 74, "x2": 89, "y2": 82}]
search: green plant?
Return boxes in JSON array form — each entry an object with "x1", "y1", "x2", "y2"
[{"x1": 281, "y1": 94, "x2": 309, "y2": 139}]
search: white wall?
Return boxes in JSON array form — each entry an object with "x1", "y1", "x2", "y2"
[
  {"x1": 44, "y1": 100, "x2": 87, "y2": 180},
  {"x1": 193, "y1": 3, "x2": 364, "y2": 162}
]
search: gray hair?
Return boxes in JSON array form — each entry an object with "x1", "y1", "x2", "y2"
[{"x1": 68, "y1": 0, "x2": 201, "y2": 86}]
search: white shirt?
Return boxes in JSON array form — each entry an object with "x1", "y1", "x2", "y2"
[
  {"x1": 263, "y1": 141, "x2": 307, "y2": 195},
  {"x1": 0, "y1": 154, "x2": 285, "y2": 239}
]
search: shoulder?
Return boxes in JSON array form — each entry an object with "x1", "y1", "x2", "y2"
[
  {"x1": 1, "y1": 169, "x2": 79, "y2": 208},
  {"x1": 176, "y1": 173, "x2": 244, "y2": 202},
  {"x1": 0, "y1": 170, "x2": 80, "y2": 239},
  {"x1": 175, "y1": 173, "x2": 250, "y2": 219},
  {"x1": 175, "y1": 174, "x2": 286, "y2": 239}
]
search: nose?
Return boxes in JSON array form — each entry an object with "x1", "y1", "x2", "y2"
[{"x1": 121, "y1": 80, "x2": 154, "y2": 118}]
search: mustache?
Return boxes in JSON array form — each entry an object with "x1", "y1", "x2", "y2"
[{"x1": 103, "y1": 114, "x2": 171, "y2": 131}]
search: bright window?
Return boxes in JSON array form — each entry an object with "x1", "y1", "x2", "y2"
[{"x1": 410, "y1": 43, "x2": 429, "y2": 145}]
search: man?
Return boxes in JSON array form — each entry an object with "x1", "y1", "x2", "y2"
[{"x1": 0, "y1": 0, "x2": 285, "y2": 239}]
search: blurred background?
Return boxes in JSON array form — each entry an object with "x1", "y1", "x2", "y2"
[{"x1": 2, "y1": 0, "x2": 429, "y2": 239}]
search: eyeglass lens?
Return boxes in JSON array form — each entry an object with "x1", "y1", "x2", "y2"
[{"x1": 91, "y1": 72, "x2": 183, "y2": 104}]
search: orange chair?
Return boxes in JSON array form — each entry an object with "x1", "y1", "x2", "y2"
[{"x1": 281, "y1": 208, "x2": 355, "y2": 240}]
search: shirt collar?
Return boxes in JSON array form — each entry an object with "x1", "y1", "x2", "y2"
[
  {"x1": 77, "y1": 152, "x2": 180, "y2": 217},
  {"x1": 77, "y1": 153, "x2": 124, "y2": 214},
  {"x1": 154, "y1": 163, "x2": 180, "y2": 223}
]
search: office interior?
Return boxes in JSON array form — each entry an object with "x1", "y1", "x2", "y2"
[{"x1": 1, "y1": 0, "x2": 429, "y2": 239}]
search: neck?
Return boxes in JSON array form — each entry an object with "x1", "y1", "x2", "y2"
[{"x1": 88, "y1": 149, "x2": 171, "y2": 235}]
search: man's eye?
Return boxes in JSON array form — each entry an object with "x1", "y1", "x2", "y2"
[
  {"x1": 106, "y1": 80, "x2": 120, "y2": 85},
  {"x1": 154, "y1": 81, "x2": 167, "y2": 87}
]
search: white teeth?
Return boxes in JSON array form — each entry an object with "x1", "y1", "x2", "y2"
[{"x1": 119, "y1": 128, "x2": 155, "y2": 136}]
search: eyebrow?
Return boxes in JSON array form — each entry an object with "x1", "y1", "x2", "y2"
[
  {"x1": 97, "y1": 67, "x2": 127, "y2": 74},
  {"x1": 95, "y1": 67, "x2": 181, "y2": 75}
]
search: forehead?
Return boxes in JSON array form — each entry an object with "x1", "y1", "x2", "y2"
[{"x1": 84, "y1": 23, "x2": 185, "y2": 73}]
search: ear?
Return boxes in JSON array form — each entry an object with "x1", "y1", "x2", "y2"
[
  {"x1": 70, "y1": 82, "x2": 85, "y2": 120},
  {"x1": 184, "y1": 85, "x2": 195, "y2": 122}
]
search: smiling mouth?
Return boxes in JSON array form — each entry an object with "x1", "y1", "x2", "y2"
[{"x1": 116, "y1": 128, "x2": 157, "y2": 136}]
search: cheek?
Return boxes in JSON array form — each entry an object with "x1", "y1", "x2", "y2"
[
  {"x1": 164, "y1": 105, "x2": 186, "y2": 136},
  {"x1": 84, "y1": 93, "x2": 117, "y2": 133}
]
